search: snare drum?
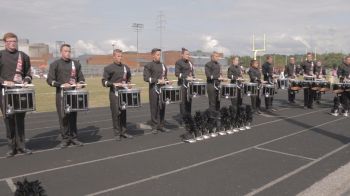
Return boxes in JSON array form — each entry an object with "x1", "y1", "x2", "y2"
[
  {"x1": 161, "y1": 85, "x2": 182, "y2": 104},
  {"x1": 63, "y1": 89, "x2": 89, "y2": 113},
  {"x1": 332, "y1": 83, "x2": 344, "y2": 94},
  {"x1": 277, "y1": 78, "x2": 289, "y2": 90},
  {"x1": 220, "y1": 83, "x2": 237, "y2": 99},
  {"x1": 301, "y1": 80, "x2": 313, "y2": 88},
  {"x1": 262, "y1": 84, "x2": 275, "y2": 97},
  {"x1": 343, "y1": 83, "x2": 350, "y2": 92},
  {"x1": 243, "y1": 83, "x2": 258, "y2": 96},
  {"x1": 304, "y1": 75, "x2": 315, "y2": 81},
  {"x1": 4, "y1": 88, "x2": 35, "y2": 115},
  {"x1": 189, "y1": 82, "x2": 206, "y2": 97},
  {"x1": 311, "y1": 80, "x2": 322, "y2": 91},
  {"x1": 118, "y1": 88, "x2": 141, "y2": 109}
]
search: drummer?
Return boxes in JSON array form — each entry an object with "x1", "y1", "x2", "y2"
[
  {"x1": 284, "y1": 56, "x2": 298, "y2": 104},
  {"x1": 143, "y1": 48, "x2": 170, "y2": 134},
  {"x1": 0, "y1": 32, "x2": 32, "y2": 157},
  {"x1": 314, "y1": 60, "x2": 327, "y2": 104},
  {"x1": 175, "y1": 48, "x2": 195, "y2": 120},
  {"x1": 47, "y1": 43, "x2": 86, "y2": 148},
  {"x1": 227, "y1": 56, "x2": 243, "y2": 110},
  {"x1": 248, "y1": 60, "x2": 262, "y2": 114},
  {"x1": 262, "y1": 55, "x2": 276, "y2": 111},
  {"x1": 336, "y1": 56, "x2": 350, "y2": 116},
  {"x1": 205, "y1": 51, "x2": 223, "y2": 119},
  {"x1": 301, "y1": 52, "x2": 316, "y2": 109},
  {"x1": 102, "y1": 49, "x2": 133, "y2": 141}
]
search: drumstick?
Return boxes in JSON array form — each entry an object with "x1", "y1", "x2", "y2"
[
  {"x1": 2, "y1": 83, "x2": 34, "y2": 87},
  {"x1": 60, "y1": 83, "x2": 87, "y2": 88}
]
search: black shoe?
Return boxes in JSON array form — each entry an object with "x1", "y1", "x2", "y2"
[
  {"x1": 158, "y1": 127, "x2": 170, "y2": 133},
  {"x1": 308, "y1": 106, "x2": 314, "y2": 109},
  {"x1": 71, "y1": 139, "x2": 84, "y2": 146},
  {"x1": 256, "y1": 110, "x2": 262, "y2": 115},
  {"x1": 121, "y1": 133, "x2": 133, "y2": 139},
  {"x1": 271, "y1": 108, "x2": 277, "y2": 112},
  {"x1": 115, "y1": 135, "x2": 122, "y2": 141},
  {"x1": 6, "y1": 150, "x2": 16, "y2": 158},
  {"x1": 17, "y1": 148, "x2": 32, "y2": 155},
  {"x1": 316, "y1": 101, "x2": 320, "y2": 104},
  {"x1": 152, "y1": 129, "x2": 158, "y2": 134},
  {"x1": 303, "y1": 106, "x2": 308, "y2": 109},
  {"x1": 60, "y1": 141, "x2": 70, "y2": 149}
]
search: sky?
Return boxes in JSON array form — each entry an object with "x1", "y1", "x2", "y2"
[{"x1": 1, "y1": 0, "x2": 349, "y2": 56}]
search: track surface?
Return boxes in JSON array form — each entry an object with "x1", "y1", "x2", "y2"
[{"x1": 0, "y1": 90, "x2": 349, "y2": 196}]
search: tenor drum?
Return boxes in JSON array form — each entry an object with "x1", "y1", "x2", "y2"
[
  {"x1": 118, "y1": 88, "x2": 141, "y2": 109},
  {"x1": 332, "y1": 83, "x2": 344, "y2": 94},
  {"x1": 290, "y1": 80, "x2": 302, "y2": 91},
  {"x1": 220, "y1": 83, "x2": 237, "y2": 99},
  {"x1": 243, "y1": 83, "x2": 258, "y2": 96},
  {"x1": 4, "y1": 88, "x2": 35, "y2": 115},
  {"x1": 262, "y1": 84, "x2": 275, "y2": 97},
  {"x1": 189, "y1": 82, "x2": 206, "y2": 97},
  {"x1": 161, "y1": 85, "x2": 182, "y2": 104},
  {"x1": 63, "y1": 89, "x2": 89, "y2": 113}
]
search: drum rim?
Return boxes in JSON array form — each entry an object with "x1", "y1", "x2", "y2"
[
  {"x1": 190, "y1": 81, "x2": 206, "y2": 85},
  {"x1": 5, "y1": 88, "x2": 34, "y2": 93},
  {"x1": 161, "y1": 85, "x2": 181, "y2": 89},
  {"x1": 221, "y1": 83, "x2": 238, "y2": 87},
  {"x1": 262, "y1": 84, "x2": 275, "y2": 87},
  {"x1": 64, "y1": 89, "x2": 88, "y2": 94},
  {"x1": 243, "y1": 82, "x2": 258, "y2": 86}
]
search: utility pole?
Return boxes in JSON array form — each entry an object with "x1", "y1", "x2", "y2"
[
  {"x1": 132, "y1": 23, "x2": 144, "y2": 53},
  {"x1": 157, "y1": 11, "x2": 166, "y2": 51}
]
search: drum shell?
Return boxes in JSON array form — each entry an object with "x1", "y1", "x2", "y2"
[
  {"x1": 189, "y1": 82, "x2": 206, "y2": 97},
  {"x1": 243, "y1": 83, "x2": 258, "y2": 96},
  {"x1": 220, "y1": 83, "x2": 237, "y2": 99},
  {"x1": 262, "y1": 84, "x2": 275, "y2": 97},
  {"x1": 5, "y1": 88, "x2": 36, "y2": 114},
  {"x1": 118, "y1": 88, "x2": 141, "y2": 108},
  {"x1": 161, "y1": 85, "x2": 182, "y2": 104},
  {"x1": 277, "y1": 79, "x2": 289, "y2": 90},
  {"x1": 64, "y1": 89, "x2": 89, "y2": 112}
]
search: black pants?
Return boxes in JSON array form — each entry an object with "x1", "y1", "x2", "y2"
[
  {"x1": 179, "y1": 86, "x2": 192, "y2": 117},
  {"x1": 288, "y1": 89, "x2": 296, "y2": 102},
  {"x1": 250, "y1": 90, "x2": 261, "y2": 111},
  {"x1": 341, "y1": 91, "x2": 350, "y2": 111},
  {"x1": 303, "y1": 88, "x2": 315, "y2": 107},
  {"x1": 109, "y1": 91, "x2": 127, "y2": 136},
  {"x1": 207, "y1": 83, "x2": 220, "y2": 116},
  {"x1": 315, "y1": 91, "x2": 322, "y2": 102},
  {"x1": 265, "y1": 97, "x2": 273, "y2": 109},
  {"x1": 0, "y1": 94, "x2": 26, "y2": 151},
  {"x1": 231, "y1": 89, "x2": 242, "y2": 110},
  {"x1": 56, "y1": 93, "x2": 78, "y2": 142},
  {"x1": 149, "y1": 86, "x2": 166, "y2": 129}
]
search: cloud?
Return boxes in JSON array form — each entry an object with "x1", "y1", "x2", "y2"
[
  {"x1": 292, "y1": 36, "x2": 311, "y2": 49},
  {"x1": 70, "y1": 39, "x2": 136, "y2": 56},
  {"x1": 201, "y1": 35, "x2": 230, "y2": 55}
]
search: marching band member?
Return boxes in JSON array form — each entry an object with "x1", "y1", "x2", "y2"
[
  {"x1": 143, "y1": 48, "x2": 170, "y2": 134},
  {"x1": 0, "y1": 32, "x2": 32, "y2": 157},
  {"x1": 314, "y1": 60, "x2": 327, "y2": 104},
  {"x1": 227, "y1": 56, "x2": 243, "y2": 110},
  {"x1": 335, "y1": 56, "x2": 350, "y2": 116},
  {"x1": 248, "y1": 60, "x2": 262, "y2": 115},
  {"x1": 301, "y1": 52, "x2": 316, "y2": 109},
  {"x1": 205, "y1": 51, "x2": 222, "y2": 118},
  {"x1": 175, "y1": 48, "x2": 195, "y2": 119},
  {"x1": 102, "y1": 49, "x2": 133, "y2": 141},
  {"x1": 284, "y1": 56, "x2": 298, "y2": 104},
  {"x1": 262, "y1": 55, "x2": 276, "y2": 111},
  {"x1": 47, "y1": 44, "x2": 86, "y2": 148}
]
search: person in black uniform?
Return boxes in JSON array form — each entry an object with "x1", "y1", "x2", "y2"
[
  {"x1": 102, "y1": 49, "x2": 133, "y2": 141},
  {"x1": 314, "y1": 60, "x2": 327, "y2": 104},
  {"x1": 0, "y1": 32, "x2": 32, "y2": 157},
  {"x1": 47, "y1": 44, "x2": 86, "y2": 148},
  {"x1": 175, "y1": 48, "x2": 195, "y2": 119},
  {"x1": 262, "y1": 55, "x2": 276, "y2": 111},
  {"x1": 336, "y1": 56, "x2": 350, "y2": 116},
  {"x1": 227, "y1": 56, "x2": 243, "y2": 110},
  {"x1": 205, "y1": 51, "x2": 222, "y2": 119},
  {"x1": 143, "y1": 48, "x2": 170, "y2": 134},
  {"x1": 248, "y1": 60, "x2": 262, "y2": 114},
  {"x1": 284, "y1": 56, "x2": 298, "y2": 103},
  {"x1": 301, "y1": 52, "x2": 316, "y2": 109}
]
